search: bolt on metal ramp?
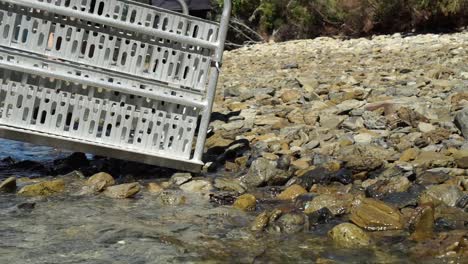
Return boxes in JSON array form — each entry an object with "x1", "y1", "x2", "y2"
[{"x1": 0, "y1": 0, "x2": 231, "y2": 172}]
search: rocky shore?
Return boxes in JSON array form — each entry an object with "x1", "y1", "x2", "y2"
[{"x1": 1, "y1": 32, "x2": 467, "y2": 263}]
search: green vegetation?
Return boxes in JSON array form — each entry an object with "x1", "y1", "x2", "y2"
[{"x1": 213, "y1": 0, "x2": 468, "y2": 44}]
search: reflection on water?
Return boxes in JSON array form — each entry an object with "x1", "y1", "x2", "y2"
[{"x1": 0, "y1": 138, "x2": 70, "y2": 162}]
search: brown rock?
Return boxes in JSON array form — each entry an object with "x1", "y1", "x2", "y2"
[
  {"x1": 147, "y1": 182, "x2": 163, "y2": 193},
  {"x1": 399, "y1": 148, "x2": 419, "y2": 162},
  {"x1": 0, "y1": 177, "x2": 16, "y2": 192},
  {"x1": 103, "y1": 183, "x2": 140, "y2": 199},
  {"x1": 281, "y1": 89, "x2": 302, "y2": 103},
  {"x1": 18, "y1": 179, "x2": 65, "y2": 196},
  {"x1": 350, "y1": 198, "x2": 403, "y2": 231},
  {"x1": 251, "y1": 211, "x2": 270, "y2": 231},
  {"x1": 328, "y1": 223, "x2": 371, "y2": 248},
  {"x1": 233, "y1": 194, "x2": 256, "y2": 211},
  {"x1": 305, "y1": 193, "x2": 354, "y2": 215},
  {"x1": 453, "y1": 149, "x2": 468, "y2": 169},
  {"x1": 277, "y1": 184, "x2": 308, "y2": 200},
  {"x1": 86, "y1": 172, "x2": 115, "y2": 192},
  {"x1": 409, "y1": 204, "x2": 434, "y2": 241}
]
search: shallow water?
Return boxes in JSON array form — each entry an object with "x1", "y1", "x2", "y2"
[{"x1": 0, "y1": 140, "x2": 458, "y2": 263}]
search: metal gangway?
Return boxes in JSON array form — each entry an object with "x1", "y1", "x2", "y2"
[{"x1": 0, "y1": 0, "x2": 231, "y2": 172}]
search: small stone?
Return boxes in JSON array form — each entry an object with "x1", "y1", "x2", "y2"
[
  {"x1": 18, "y1": 179, "x2": 65, "y2": 196},
  {"x1": 453, "y1": 149, "x2": 468, "y2": 169},
  {"x1": 277, "y1": 184, "x2": 308, "y2": 200},
  {"x1": 147, "y1": 182, "x2": 163, "y2": 193},
  {"x1": 251, "y1": 211, "x2": 270, "y2": 231},
  {"x1": 103, "y1": 183, "x2": 140, "y2": 199},
  {"x1": 340, "y1": 145, "x2": 391, "y2": 172},
  {"x1": 86, "y1": 172, "x2": 115, "y2": 192},
  {"x1": 328, "y1": 223, "x2": 371, "y2": 248},
  {"x1": 319, "y1": 114, "x2": 346, "y2": 129},
  {"x1": 350, "y1": 198, "x2": 403, "y2": 231},
  {"x1": 0, "y1": 177, "x2": 16, "y2": 192},
  {"x1": 418, "y1": 122, "x2": 436, "y2": 133},
  {"x1": 291, "y1": 159, "x2": 310, "y2": 170},
  {"x1": 354, "y1": 133, "x2": 374, "y2": 144},
  {"x1": 180, "y1": 180, "x2": 213, "y2": 194},
  {"x1": 158, "y1": 190, "x2": 186, "y2": 206},
  {"x1": 281, "y1": 89, "x2": 302, "y2": 103},
  {"x1": 214, "y1": 178, "x2": 246, "y2": 194},
  {"x1": 425, "y1": 184, "x2": 464, "y2": 207},
  {"x1": 304, "y1": 193, "x2": 353, "y2": 215},
  {"x1": 399, "y1": 148, "x2": 419, "y2": 162},
  {"x1": 233, "y1": 194, "x2": 256, "y2": 211},
  {"x1": 170, "y1": 173, "x2": 192, "y2": 186}
]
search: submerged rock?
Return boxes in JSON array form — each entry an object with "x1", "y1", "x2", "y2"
[
  {"x1": 328, "y1": 223, "x2": 371, "y2": 248},
  {"x1": 409, "y1": 204, "x2": 435, "y2": 241},
  {"x1": 350, "y1": 198, "x2": 403, "y2": 231},
  {"x1": 180, "y1": 180, "x2": 213, "y2": 194},
  {"x1": 304, "y1": 193, "x2": 353, "y2": 216},
  {"x1": 0, "y1": 176, "x2": 16, "y2": 192},
  {"x1": 103, "y1": 183, "x2": 140, "y2": 199},
  {"x1": 18, "y1": 179, "x2": 65, "y2": 196},
  {"x1": 233, "y1": 194, "x2": 256, "y2": 211},
  {"x1": 425, "y1": 184, "x2": 464, "y2": 207},
  {"x1": 147, "y1": 182, "x2": 163, "y2": 194}
]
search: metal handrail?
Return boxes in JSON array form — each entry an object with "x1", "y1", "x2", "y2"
[{"x1": 176, "y1": 0, "x2": 189, "y2": 15}]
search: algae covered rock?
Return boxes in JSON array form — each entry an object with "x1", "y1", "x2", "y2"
[
  {"x1": 328, "y1": 223, "x2": 371, "y2": 248},
  {"x1": 18, "y1": 179, "x2": 65, "y2": 196}
]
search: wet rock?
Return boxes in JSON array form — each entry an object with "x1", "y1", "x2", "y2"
[
  {"x1": 103, "y1": 183, "x2": 140, "y2": 199},
  {"x1": 277, "y1": 184, "x2": 307, "y2": 200},
  {"x1": 328, "y1": 223, "x2": 371, "y2": 248},
  {"x1": 270, "y1": 213, "x2": 305, "y2": 234},
  {"x1": 170, "y1": 173, "x2": 193, "y2": 186},
  {"x1": 52, "y1": 152, "x2": 89, "y2": 174},
  {"x1": 425, "y1": 184, "x2": 464, "y2": 207},
  {"x1": 307, "y1": 207, "x2": 334, "y2": 226},
  {"x1": 304, "y1": 193, "x2": 354, "y2": 216},
  {"x1": 240, "y1": 158, "x2": 290, "y2": 188},
  {"x1": 251, "y1": 211, "x2": 270, "y2": 231},
  {"x1": 350, "y1": 198, "x2": 403, "y2": 231},
  {"x1": 454, "y1": 107, "x2": 468, "y2": 138},
  {"x1": 0, "y1": 176, "x2": 16, "y2": 192},
  {"x1": 18, "y1": 179, "x2": 65, "y2": 196},
  {"x1": 366, "y1": 176, "x2": 411, "y2": 199},
  {"x1": 86, "y1": 172, "x2": 115, "y2": 192},
  {"x1": 180, "y1": 180, "x2": 213, "y2": 194},
  {"x1": 456, "y1": 195, "x2": 468, "y2": 211},
  {"x1": 418, "y1": 122, "x2": 436, "y2": 133},
  {"x1": 409, "y1": 204, "x2": 435, "y2": 241},
  {"x1": 414, "y1": 151, "x2": 455, "y2": 168},
  {"x1": 399, "y1": 148, "x2": 419, "y2": 162},
  {"x1": 158, "y1": 190, "x2": 186, "y2": 206},
  {"x1": 214, "y1": 178, "x2": 246, "y2": 194},
  {"x1": 233, "y1": 194, "x2": 256, "y2": 211},
  {"x1": 147, "y1": 182, "x2": 163, "y2": 193},
  {"x1": 381, "y1": 184, "x2": 425, "y2": 209}
]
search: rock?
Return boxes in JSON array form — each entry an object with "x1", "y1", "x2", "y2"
[
  {"x1": 425, "y1": 184, "x2": 464, "y2": 207},
  {"x1": 341, "y1": 116, "x2": 365, "y2": 131},
  {"x1": 280, "y1": 89, "x2": 302, "y2": 103},
  {"x1": 397, "y1": 107, "x2": 429, "y2": 127},
  {"x1": 350, "y1": 198, "x2": 403, "y2": 231},
  {"x1": 103, "y1": 183, "x2": 140, "y2": 199},
  {"x1": 354, "y1": 133, "x2": 375, "y2": 144},
  {"x1": 18, "y1": 179, "x2": 65, "y2": 196},
  {"x1": 240, "y1": 158, "x2": 290, "y2": 188},
  {"x1": 409, "y1": 204, "x2": 435, "y2": 241},
  {"x1": 170, "y1": 173, "x2": 193, "y2": 186},
  {"x1": 147, "y1": 182, "x2": 163, "y2": 193},
  {"x1": 366, "y1": 176, "x2": 411, "y2": 199},
  {"x1": 453, "y1": 149, "x2": 468, "y2": 169},
  {"x1": 214, "y1": 178, "x2": 246, "y2": 194},
  {"x1": 399, "y1": 148, "x2": 419, "y2": 162},
  {"x1": 340, "y1": 145, "x2": 390, "y2": 172},
  {"x1": 304, "y1": 193, "x2": 353, "y2": 215},
  {"x1": 319, "y1": 114, "x2": 346, "y2": 129},
  {"x1": 233, "y1": 194, "x2": 256, "y2": 211},
  {"x1": 0, "y1": 177, "x2": 16, "y2": 192},
  {"x1": 158, "y1": 191, "x2": 187, "y2": 206},
  {"x1": 335, "y1": 99, "x2": 366, "y2": 114},
  {"x1": 414, "y1": 151, "x2": 455, "y2": 168},
  {"x1": 276, "y1": 184, "x2": 307, "y2": 200},
  {"x1": 307, "y1": 207, "x2": 334, "y2": 225},
  {"x1": 362, "y1": 111, "x2": 387, "y2": 129},
  {"x1": 328, "y1": 223, "x2": 371, "y2": 248},
  {"x1": 297, "y1": 76, "x2": 319, "y2": 92},
  {"x1": 86, "y1": 172, "x2": 115, "y2": 192},
  {"x1": 454, "y1": 107, "x2": 468, "y2": 138},
  {"x1": 251, "y1": 211, "x2": 270, "y2": 231},
  {"x1": 415, "y1": 171, "x2": 450, "y2": 186},
  {"x1": 272, "y1": 213, "x2": 305, "y2": 234},
  {"x1": 422, "y1": 128, "x2": 451, "y2": 144},
  {"x1": 418, "y1": 122, "x2": 436, "y2": 133},
  {"x1": 180, "y1": 180, "x2": 213, "y2": 194}
]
